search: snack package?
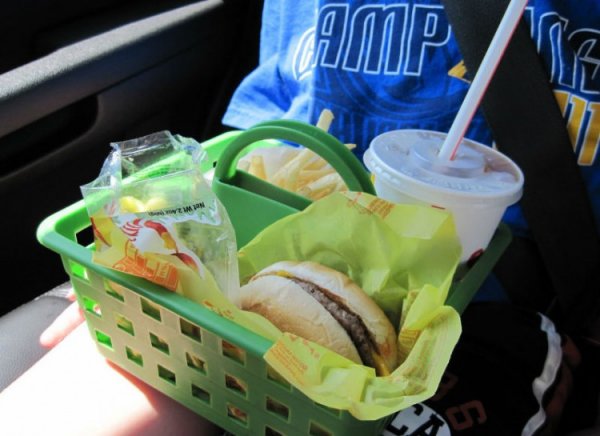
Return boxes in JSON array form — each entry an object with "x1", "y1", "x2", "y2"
[{"x1": 80, "y1": 131, "x2": 239, "y2": 304}]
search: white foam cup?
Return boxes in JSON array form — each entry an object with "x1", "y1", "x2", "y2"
[{"x1": 364, "y1": 129, "x2": 524, "y2": 264}]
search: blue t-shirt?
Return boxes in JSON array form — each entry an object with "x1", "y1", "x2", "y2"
[{"x1": 223, "y1": 0, "x2": 600, "y2": 235}]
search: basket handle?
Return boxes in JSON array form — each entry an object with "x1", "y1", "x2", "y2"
[{"x1": 213, "y1": 120, "x2": 375, "y2": 195}]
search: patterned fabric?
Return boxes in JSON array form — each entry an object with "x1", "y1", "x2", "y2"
[{"x1": 383, "y1": 303, "x2": 579, "y2": 435}]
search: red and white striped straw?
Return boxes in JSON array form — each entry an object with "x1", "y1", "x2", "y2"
[{"x1": 437, "y1": 0, "x2": 529, "y2": 161}]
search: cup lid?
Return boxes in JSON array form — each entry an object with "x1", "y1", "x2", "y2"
[{"x1": 364, "y1": 130, "x2": 524, "y2": 207}]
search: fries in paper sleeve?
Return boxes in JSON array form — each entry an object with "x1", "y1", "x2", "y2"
[{"x1": 237, "y1": 110, "x2": 354, "y2": 200}]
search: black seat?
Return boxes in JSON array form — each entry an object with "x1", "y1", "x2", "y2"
[{"x1": 0, "y1": 282, "x2": 71, "y2": 391}]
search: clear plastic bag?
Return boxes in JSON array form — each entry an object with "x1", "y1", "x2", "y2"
[{"x1": 81, "y1": 131, "x2": 239, "y2": 303}]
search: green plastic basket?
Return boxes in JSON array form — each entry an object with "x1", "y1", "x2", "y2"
[{"x1": 37, "y1": 125, "x2": 511, "y2": 436}]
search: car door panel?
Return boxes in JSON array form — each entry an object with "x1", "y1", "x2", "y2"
[{"x1": 0, "y1": 0, "x2": 261, "y2": 315}]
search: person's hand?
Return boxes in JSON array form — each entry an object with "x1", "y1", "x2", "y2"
[
  {"x1": 5, "y1": 323, "x2": 222, "y2": 435},
  {"x1": 39, "y1": 288, "x2": 84, "y2": 348}
]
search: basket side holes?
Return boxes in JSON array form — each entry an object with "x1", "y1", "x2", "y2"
[
  {"x1": 149, "y1": 332, "x2": 170, "y2": 355},
  {"x1": 95, "y1": 330, "x2": 112, "y2": 349},
  {"x1": 265, "y1": 426, "x2": 286, "y2": 436},
  {"x1": 180, "y1": 318, "x2": 202, "y2": 343},
  {"x1": 76, "y1": 225, "x2": 95, "y2": 247},
  {"x1": 266, "y1": 397, "x2": 290, "y2": 421},
  {"x1": 158, "y1": 365, "x2": 176, "y2": 385},
  {"x1": 141, "y1": 298, "x2": 162, "y2": 322},
  {"x1": 185, "y1": 352, "x2": 207, "y2": 374},
  {"x1": 82, "y1": 296, "x2": 102, "y2": 317},
  {"x1": 222, "y1": 340, "x2": 246, "y2": 365},
  {"x1": 266, "y1": 365, "x2": 291, "y2": 390},
  {"x1": 226, "y1": 403, "x2": 248, "y2": 426},
  {"x1": 104, "y1": 280, "x2": 125, "y2": 302},
  {"x1": 126, "y1": 346, "x2": 144, "y2": 366},
  {"x1": 314, "y1": 402, "x2": 342, "y2": 418},
  {"x1": 115, "y1": 313, "x2": 135, "y2": 336},
  {"x1": 225, "y1": 374, "x2": 247, "y2": 397},
  {"x1": 191, "y1": 384, "x2": 211, "y2": 404},
  {"x1": 69, "y1": 260, "x2": 89, "y2": 282},
  {"x1": 309, "y1": 422, "x2": 332, "y2": 436}
]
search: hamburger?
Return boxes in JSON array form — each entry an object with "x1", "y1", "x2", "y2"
[{"x1": 239, "y1": 261, "x2": 398, "y2": 375}]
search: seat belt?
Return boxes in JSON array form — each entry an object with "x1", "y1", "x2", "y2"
[{"x1": 440, "y1": 0, "x2": 600, "y2": 335}]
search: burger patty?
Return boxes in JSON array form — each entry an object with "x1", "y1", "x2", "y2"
[{"x1": 289, "y1": 278, "x2": 378, "y2": 369}]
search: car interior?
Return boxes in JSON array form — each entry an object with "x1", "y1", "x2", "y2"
[
  {"x1": 0, "y1": 0, "x2": 263, "y2": 390},
  {"x1": 0, "y1": 1, "x2": 598, "y2": 435}
]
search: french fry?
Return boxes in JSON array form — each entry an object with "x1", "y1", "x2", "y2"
[
  {"x1": 302, "y1": 142, "x2": 354, "y2": 171},
  {"x1": 297, "y1": 173, "x2": 341, "y2": 200},
  {"x1": 237, "y1": 159, "x2": 250, "y2": 172},
  {"x1": 248, "y1": 155, "x2": 267, "y2": 180},
  {"x1": 316, "y1": 109, "x2": 334, "y2": 132},
  {"x1": 303, "y1": 154, "x2": 329, "y2": 171},
  {"x1": 271, "y1": 147, "x2": 315, "y2": 190},
  {"x1": 298, "y1": 168, "x2": 335, "y2": 188},
  {"x1": 237, "y1": 110, "x2": 352, "y2": 200},
  {"x1": 334, "y1": 178, "x2": 348, "y2": 192}
]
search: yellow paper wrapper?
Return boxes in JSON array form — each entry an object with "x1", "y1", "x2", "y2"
[
  {"x1": 92, "y1": 189, "x2": 462, "y2": 421},
  {"x1": 237, "y1": 192, "x2": 462, "y2": 420}
]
